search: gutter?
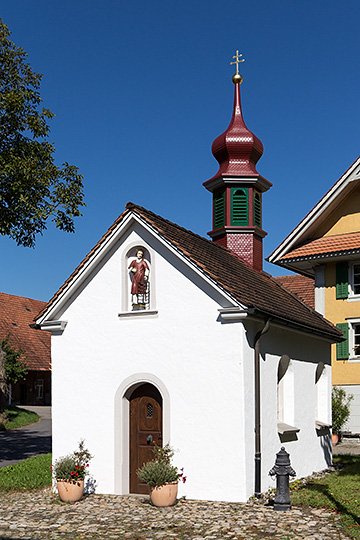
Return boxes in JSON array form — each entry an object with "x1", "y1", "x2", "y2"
[{"x1": 254, "y1": 318, "x2": 271, "y2": 498}]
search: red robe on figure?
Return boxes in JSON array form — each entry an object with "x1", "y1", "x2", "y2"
[{"x1": 129, "y1": 259, "x2": 149, "y2": 294}]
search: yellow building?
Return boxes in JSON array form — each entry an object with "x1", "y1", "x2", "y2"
[{"x1": 269, "y1": 155, "x2": 360, "y2": 433}]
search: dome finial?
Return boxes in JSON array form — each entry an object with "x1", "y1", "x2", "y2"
[{"x1": 230, "y1": 49, "x2": 244, "y2": 84}]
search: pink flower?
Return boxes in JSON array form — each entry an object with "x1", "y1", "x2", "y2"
[{"x1": 182, "y1": 476, "x2": 187, "y2": 483}]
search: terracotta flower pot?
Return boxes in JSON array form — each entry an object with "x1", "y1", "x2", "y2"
[
  {"x1": 332, "y1": 433, "x2": 339, "y2": 446},
  {"x1": 57, "y1": 479, "x2": 84, "y2": 502},
  {"x1": 150, "y1": 481, "x2": 178, "y2": 507}
]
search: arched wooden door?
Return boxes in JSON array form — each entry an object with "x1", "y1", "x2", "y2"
[{"x1": 129, "y1": 383, "x2": 163, "y2": 494}]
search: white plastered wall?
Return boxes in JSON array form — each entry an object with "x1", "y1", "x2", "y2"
[
  {"x1": 49, "y1": 220, "x2": 333, "y2": 502},
  {"x1": 50, "y1": 222, "x2": 250, "y2": 502},
  {"x1": 255, "y1": 327, "x2": 332, "y2": 494}
]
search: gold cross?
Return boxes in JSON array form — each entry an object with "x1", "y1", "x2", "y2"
[{"x1": 230, "y1": 50, "x2": 245, "y2": 75}]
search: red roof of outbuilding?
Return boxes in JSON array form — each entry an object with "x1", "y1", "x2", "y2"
[
  {"x1": 273, "y1": 275, "x2": 315, "y2": 310},
  {"x1": 0, "y1": 293, "x2": 50, "y2": 371}
]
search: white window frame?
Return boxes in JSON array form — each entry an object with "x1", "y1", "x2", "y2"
[
  {"x1": 349, "y1": 262, "x2": 360, "y2": 300},
  {"x1": 347, "y1": 317, "x2": 360, "y2": 362}
]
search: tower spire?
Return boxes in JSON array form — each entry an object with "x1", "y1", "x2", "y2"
[{"x1": 203, "y1": 52, "x2": 272, "y2": 271}]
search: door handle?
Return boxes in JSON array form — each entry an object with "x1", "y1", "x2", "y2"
[{"x1": 147, "y1": 434, "x2": 153, "y2": 444}]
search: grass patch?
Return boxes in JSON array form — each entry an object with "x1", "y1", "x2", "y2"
[
  {"x1": 291, "y1": 454, "x2": 360, "y2": 539},
  {"x1": 0, "y1": 405, "x2": 39, "y2": 430},
  {"x1": 0, "y1": 453, "x2": 52, "y2": 491}
]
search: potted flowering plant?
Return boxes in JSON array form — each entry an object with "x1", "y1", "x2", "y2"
[
  {"x1": 137, "y1": 443, "x2": 186, "y2": 507},
  {"x1": 52, "y1": 439, "x2": 92, "y2": 502}
]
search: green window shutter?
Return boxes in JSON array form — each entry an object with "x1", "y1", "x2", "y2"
[
  {"x1": 253, "y1": 192, "x2": 261, "y2": 228},
  {"x1": 231, "y1": 188, "x2": 248, "y2": 226},
  {"x1": 336, "y1": 323, "x2": 349, "y2": 360},
  {"x1": 214, "y1": 190, "x2": 225, "y2": 229},
  {"x1": 336, "y1": 262, "x2": 349, "y2": 299}
]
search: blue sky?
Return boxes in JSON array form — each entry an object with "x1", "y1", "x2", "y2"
[{"x1": 1, "y1": 0, "x2": 360, "y2": 301}]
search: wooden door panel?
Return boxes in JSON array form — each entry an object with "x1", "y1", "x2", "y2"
[{"x1": 129, "y1": 384, "x2": 162, "y2": 494}]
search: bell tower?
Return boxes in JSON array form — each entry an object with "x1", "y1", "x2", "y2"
[{"x1": 203, "y1": 51, "x2": 272, "y2": 271}]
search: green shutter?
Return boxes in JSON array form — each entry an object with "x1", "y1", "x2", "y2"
[
  {"x1": 231, "y1": 188, "x2": 248, "y2": 226},
  {"x1": 253, "y1": 192, "x2": 261, "y2": 228},
  {"x1": 214, "y1": 190, "x2": 225, "y2": 229},
  {"x1": 336, "y1": 262, "x2": 349, "y2": 299},
  {"x1": 336, "y1": 323, "x2": 349, "y2": 360}
]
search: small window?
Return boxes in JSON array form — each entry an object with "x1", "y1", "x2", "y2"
[
  {"x1": 35, "y1": 379, "x2": 44, "y2": 400},
  {"x1": 349, "y1": 263, "x2": 360, "y2": 298},
  {"x1": 277, "y1": 355, "x2": 299, "y2": 434},
  {"x1": 231, "y1": 188, "x2": 248, "y2": 226},
  {"x1": 315, "y1": 362, "x2": 330, "y2": 428},
  {"x1": 336, "y1": 262, "x2": 349, "y2": 299},
  {"x1": 147, "y1": 403, "x2": 153, "y2": 418}
]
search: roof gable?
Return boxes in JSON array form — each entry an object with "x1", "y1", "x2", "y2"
[
  {"x1": 268, "y1": 155, "x2": 360, "y2": 265},
  {"x1": 36, "y1": 202, "x2": 341, "y2": 341}
]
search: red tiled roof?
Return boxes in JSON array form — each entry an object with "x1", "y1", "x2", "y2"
[
  {"x1": 37, "y1": 203, "x2": 342, "y2": 341},
  {"x1": 0, "y1": 293, "x2": 50, "y2": 371},
  {"x1": 273, "y1": 275, "x2": 315, "y2": 310},
  {"x1": 278, "y1": 232, "x2": 360, "y2": 261}
]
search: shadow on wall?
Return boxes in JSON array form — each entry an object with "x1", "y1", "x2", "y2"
[{"x1": 318, "y1": 429, "x2": 332, "y2": 467}]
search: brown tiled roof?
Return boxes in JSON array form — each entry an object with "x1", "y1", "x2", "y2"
[
  {"x1": 0, "y1": 293, "x2": 50, "y2": 371},
  {"x1": 278, "y1": 232, "x2": 360, "y2": 261},
  {"x1": 273, "y1": 275, "x2": 315, "y2": 310},
  {"x1": 37, "y1": 203, "x2": 342, "y2": 341}
]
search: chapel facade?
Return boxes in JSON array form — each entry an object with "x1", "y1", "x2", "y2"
[{"x1": 35, "y1": 55, "x2": 341, "y2": 501}]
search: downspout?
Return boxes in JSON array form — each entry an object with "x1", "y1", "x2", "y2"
[{"x1": 254, "y1": 317, "x2": 271, "y2": 498}]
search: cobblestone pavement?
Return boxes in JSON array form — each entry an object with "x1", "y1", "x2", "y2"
[{"x1": 0, "y1": 488, "x2": 350, "y2": 540}]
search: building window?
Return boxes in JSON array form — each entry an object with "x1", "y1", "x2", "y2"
[
  {"x1": 35, "y1": 379, "x2": 44, "y2": 400},
  {"x1": 336, "y1": 262, "x2": 349, "y2": 299},
  {"x1": 337, "y1": 320, "x2": 360, "y2": 361},
  {"x1": 315, "y1": 362, "x2": 330, "y2": 428},
  {"x1": 277, "y1": 355, "x2": 299, "y2": 434},
  {"x1": 231, "y1": 188, "x2": 248, "y2": 226},
  {"x1": 336, "y1": 323, "x2": 349, "y2": 359},
  {"x1": 349, "y1": 262, "x2": 360, "y2": 298}
]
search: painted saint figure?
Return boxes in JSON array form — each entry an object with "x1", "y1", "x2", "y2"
[{"x1": 128, "y1": 249, "x2": 150, "y2": 309}]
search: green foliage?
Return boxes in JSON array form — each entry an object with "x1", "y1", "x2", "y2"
[
  {"x1": 291, "y1": 455, "x2": 360, "y2": 539},
  {"x1": 0, "y1": 18, "x2": 85, "y2": 247},
  {"x1": 53, "y1": 439, "x2": 92, "y2": 481},
  {"x1": 137, "y1": 443, "x2": 186, "y2": 488},
  {"x1": 332, "y1": 386, "x2": 354, "y2": 434},
  {"x1": 0, "y1": 453, "x2": 51, "y2": 491},
  {"x1": 1, "y1": 335, "x2": 27, "y2": 384},
  {"x1": 137, "y1": 459, "x2": 179, "y2": 488},
  {"x1": 1, "y1": 405, "x2": 38, "y2": 430}
]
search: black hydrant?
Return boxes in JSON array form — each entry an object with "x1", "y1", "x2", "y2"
[{"x1": 268, "y1": 447, "x2": 296, "y2": 511}]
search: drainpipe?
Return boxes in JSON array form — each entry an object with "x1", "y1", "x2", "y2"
[{"x1": 254, "y1": 317, "x2": 271, "y2": 498}]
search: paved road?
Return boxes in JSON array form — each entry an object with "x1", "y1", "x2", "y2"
[{"x1": 0, "y1": 406, "x2": 51, "y2": 467}]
